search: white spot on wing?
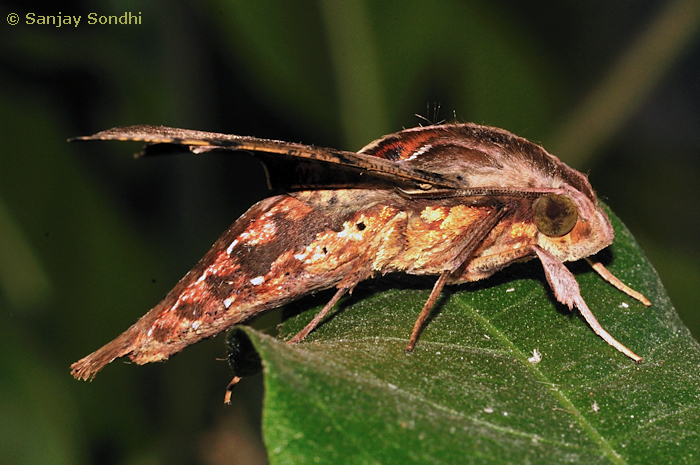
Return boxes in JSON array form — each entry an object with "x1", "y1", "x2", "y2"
[
  {"x1": 226, "y1": 239, "x2": 238, "y2": 255},
  {"x1": 195, "y1": 268, "x2": 210, "y2": 284},
  {"x1": 250, "y1": 276, "x2": 264, "y2": 286},
  {"x1": 404, "y1": 144, "x2": 432, "y2": 161}
]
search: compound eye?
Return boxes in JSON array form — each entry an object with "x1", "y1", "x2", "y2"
[{"x1": 533, "y1": 194, "x2": 578, "y2": 237}]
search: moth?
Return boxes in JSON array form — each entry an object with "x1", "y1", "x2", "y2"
[{"x1": 70, "y1": 123, "x2": 650, "y2": 389}]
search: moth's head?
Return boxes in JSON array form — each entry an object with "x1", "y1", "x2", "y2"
[{"x1": 533, "y1": 189, "x2": 614, "y2": 263}]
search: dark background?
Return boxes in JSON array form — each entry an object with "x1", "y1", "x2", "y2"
[{"x1": 1, "y1": 1, "x2": 699, "y2": 463}]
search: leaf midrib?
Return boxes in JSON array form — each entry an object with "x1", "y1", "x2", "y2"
[
  {"x1": 281, "y1": 334, "x2": 618, "y2": 457},
  {"x1": 453, "y1": 293, "x2": 628, "y2": 465}
]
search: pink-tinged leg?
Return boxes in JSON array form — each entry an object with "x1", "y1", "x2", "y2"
[{"x1": 534, "y1": 246, "x2": 642, "y2": 363}]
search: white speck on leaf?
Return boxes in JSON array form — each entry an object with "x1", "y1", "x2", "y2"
[{"x1": 528, "y1": 349, "x2": 542, "y2": 363}]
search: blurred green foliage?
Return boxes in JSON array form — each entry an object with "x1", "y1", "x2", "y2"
[{"x1": 1, "y1": 0, "x2": 699, "y2": 463}]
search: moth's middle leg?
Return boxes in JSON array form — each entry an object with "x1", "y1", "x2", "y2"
[{"x1": 287, "y1": 286, "x2": 351, "y2": 344}]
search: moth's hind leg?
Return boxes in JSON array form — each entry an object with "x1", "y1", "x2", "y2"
[
  {"x1": 225, "y1": 286, "x2": 350, "y2": 402},
  {"x1": 287, "y1": 287, "x2": 350, "y2": 344}
]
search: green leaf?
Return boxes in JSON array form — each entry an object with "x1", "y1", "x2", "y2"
[{"x1": 239, "y1": 205, "x2": 700, "y2": 464}]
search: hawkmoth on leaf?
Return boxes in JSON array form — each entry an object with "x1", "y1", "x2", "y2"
[{"x1": 70, "y1": 123, "x2": 650, "y2": 395}]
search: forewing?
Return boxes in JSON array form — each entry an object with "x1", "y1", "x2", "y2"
[
  {"x1": 72, "y1": 125, "x2": 460, "y2": 190},
  {"x1": 360, "y1": 123, "x2": 596, "y2": 200},
  {"x1": 70, "y1": 196, "x2": 284, "y2": 380},
  {"x1": 71, "y1": 189, "x2": 411, "y2": 380},
  {"x1": 252, "y1": 154, "x2": 400, "y2": 190}
]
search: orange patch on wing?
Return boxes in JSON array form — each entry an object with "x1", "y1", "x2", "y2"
[
  {"x1": 510, "y1": 221, "x2": 537, "y2": 240},
  {"x1": 239, "y1": 216, "x2": 277, "y2": 245},
  {"x1": 439, "y1": 205, "x2": 490, "y2": 230},
  {"x1": 399, "y1": 205, "x2": 493, "y2": 272},
  {"x1": 420, "y1": 206, "x2": 449, "y2": 223}
]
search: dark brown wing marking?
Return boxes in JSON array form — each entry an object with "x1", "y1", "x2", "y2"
[{"x1": 72, "y1": 125, "x2": 463, "y2": 190}]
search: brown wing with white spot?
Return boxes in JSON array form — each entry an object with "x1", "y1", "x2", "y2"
[{"x1": 71, "y1": 190, "x2": 411, "y2": 380}]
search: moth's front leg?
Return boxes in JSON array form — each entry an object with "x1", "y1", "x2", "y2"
[{"x1": 533, "y1": 245, "x2": 642, "y2": 362}]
